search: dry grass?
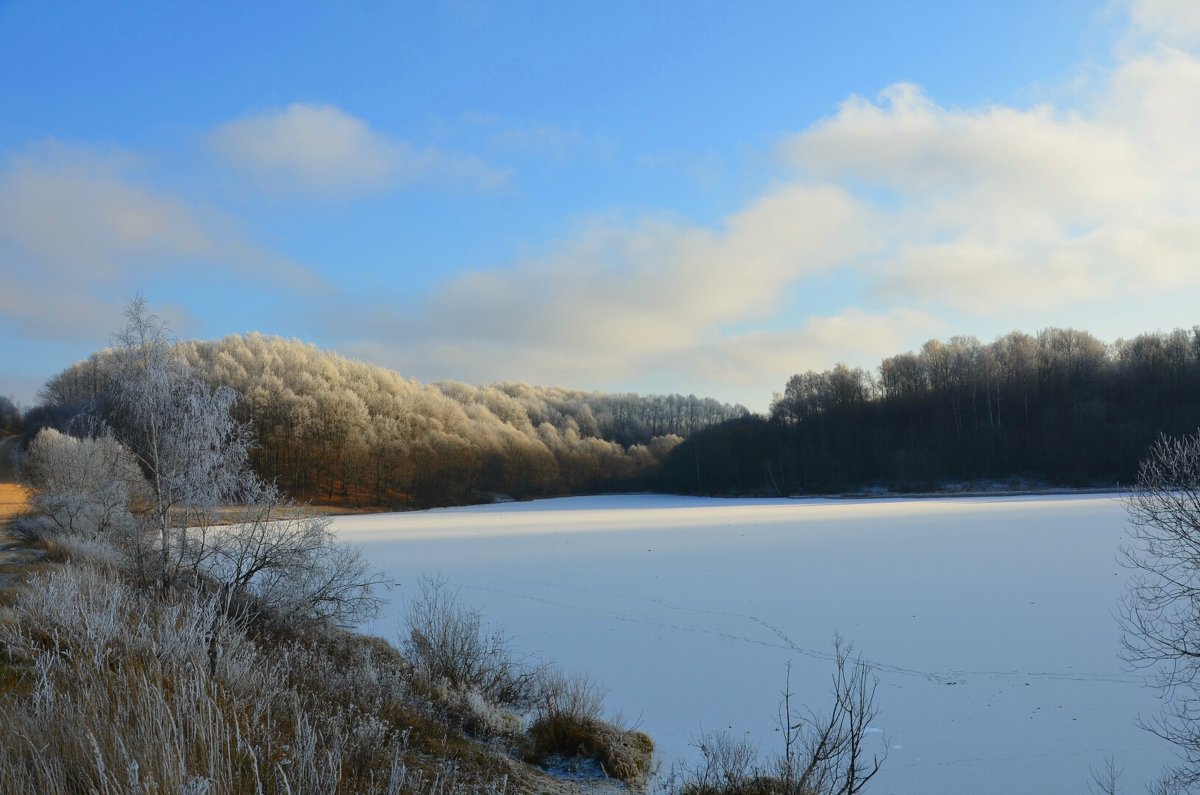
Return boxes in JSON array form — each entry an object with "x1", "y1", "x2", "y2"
[
  {"x1": 528, "y1": 715, "x2": 654, "y2": 784},
  {"x1": 525, "y1": 671, "x2": 654, "y2": 786},
  {"x1": 0, "y1": 538, "x2": 645, "y2": 795},
  {"x1": 0, "y1": 559, "x2": 531, "y2": 793}
]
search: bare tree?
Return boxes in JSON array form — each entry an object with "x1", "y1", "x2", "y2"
[
  {"x1": 1122, "y1": 429, "x2": 1200, "y2": 791},
  {"x1": 1088, "y1": 756, "x2": 1123, "y2": 795},
  {"x1": 676, "y1": 638, "x2": 885, "y2": 795},
  {"x1": 779, "y1": 638, "x2": 885, "y2": 795},
  {"x1": 685, "y1": 729, "x2": 759, "y2": 792},
  {"x1": 189, "y1": 480, "x2": 386, "y2": 626}
]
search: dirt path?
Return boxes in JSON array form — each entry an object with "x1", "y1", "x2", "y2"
[
  {"x1": 0, "y1": 435, "x2": 29, "y2": 523},
  {"x1": 0, "y1": 435, "x2": 36, "y2": 584}
]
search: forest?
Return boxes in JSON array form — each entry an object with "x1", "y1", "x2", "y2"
[
  {"x1": 26, "y1": 333, "x2": 746, "y2": 507},
  {"x1": 662, "y1": 327, "x2": 1200, "y2": 495},
  {"x1": 21, "y1": 324, "x2": 1200, "y2": 507}
]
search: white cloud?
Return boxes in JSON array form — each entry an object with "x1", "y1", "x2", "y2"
[
  {"x1": 1098, "y1": 48, "x2": 1200, "y2": 179},
  {"x1": 210, "y1": 104, "x2": 511, "y2": 197},
  {"x1": 0, "y1": 140, "x2": 318, "y2": 339},
  {"x1": 344, "y1": 11, "x2": 1200, "y2": 406},
  {"x1": 667, "y1": 309, "x2": 944, "y2": 387},
  {"x1": 458, "y1": 112, "x2": 615, "y2": 161},
  {"x1": 777, "y1": 44, "x2": 1200, "y2": 317},
  {"x1": 0, "y1": 143, "x2": 212, "y2": 283},
  {"x1": 12, "y1": 7, "x2": 1198, "y2": 410},
  {"x1": 340, "y1": 183, "x2": 884, "y2": 405},
  {"x1": 1123, "y1": 0, "x2": 1200, "y2": 49},
  {"x1": 489, "y1": 121, "x2": 591, "y2": 156},
  {"x1": 789, "y1": 83, "x2": 1161, "y2": 231}
]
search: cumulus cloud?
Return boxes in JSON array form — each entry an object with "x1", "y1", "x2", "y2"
[
  {"x1": 778, "y1": 50, "x2": 1200, "y2": 317},
  {"x1": 418, "y1": 183, "x2": 874, "y2": 355},
  {"x1": 0, "y1": 140, "x2": 318, "y2": 339},
  {"x1": 1, "y1": 144, "x2": 211, "y2": 281},
  {"x1": 210, "y1": 103, "x2": 511, "y2": 196},
  {"x1": 346, "y1": 8, "x2": 1200, "y2": 407},
  {"x1": 1123, "y1": 0, "x2": 1200, "y2": 48},
  {"x1": 337, "y1": 184, "x2": 887, "y2": 407},
  {"x1": 663, "y1": 309, "x2": 944, "y2": 387}
]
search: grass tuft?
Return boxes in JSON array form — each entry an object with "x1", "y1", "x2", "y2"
[{"x1": 525, "y1": 670, "x2": 654, "y2": 785}]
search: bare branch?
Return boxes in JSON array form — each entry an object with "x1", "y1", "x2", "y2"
[{"x1": 1121, "y1": 429, "x2": 1200, "y2": 784}]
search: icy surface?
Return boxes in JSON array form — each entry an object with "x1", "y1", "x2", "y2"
[{"x1": 334, "y1": 493, "x2": 1173, "y2": 793}]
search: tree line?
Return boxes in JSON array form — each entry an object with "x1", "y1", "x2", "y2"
[
  {"x1": 661, "y1": 327, "x2": 1200, "y2": 494},
  {"x1": 31, "y1": 322, "x2": 1200, "y2": 502},
  {"x1": 29, "y1": 332, "x2": 746, "y2": 507}
]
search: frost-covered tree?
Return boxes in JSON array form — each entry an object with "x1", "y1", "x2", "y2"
[
  {"x1": 107, "y1": 296, "x2": 255, "y2": 583},
  {"x1": 21, "y1": 427, "x2": 144, "y2": 541},
  {"x1": 25, "y1": 296, "x2": 386, "y2": 625}
]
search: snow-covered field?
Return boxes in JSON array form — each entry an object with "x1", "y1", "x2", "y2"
[{"x1": 333, "y1": 494, "x2": 1173, "y2": 793}]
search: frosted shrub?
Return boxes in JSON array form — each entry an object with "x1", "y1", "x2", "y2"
[
  {"x1": 21, "y1": 427, "x2": 144, "y2": 541},
  {"x1": 434, "y1": 685, "x2": 525, "y2": 739},
  {"x1": 42, "y1": 533, "x2": 129, "y2": 571},
  {"x1": 532, "y1": 669, "x2": 607, "y2": 725},
  {"x1": 19, "y1": 298, "x2": 386, "y2": 628},
  {"x1": 669, "y1": 642, "x2": 884, "y2": 795},
  {"x1": 169, "y1": 481, "x2": 387, "y2": 627},
  {"x1": 403, "y1": 574, "x2": 542, "y2": 708},
  {"x1": 0, "y1": 562, "x2": 257, "y2": 684},
  {"x1": 677, "y1": 730, "x2": 759, "y2": 793}
]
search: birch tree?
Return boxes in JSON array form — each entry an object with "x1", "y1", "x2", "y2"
[
  {"x1": 96, "y1": 296, "x2": 382, "y2": 624},
  {"x1": 107, "y1": 296, "x2": 254, "y2": 586}
]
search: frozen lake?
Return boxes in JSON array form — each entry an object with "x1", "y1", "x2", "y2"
[{"x1": 333, "y1": 493, "x2": 1174, "y2": 793}]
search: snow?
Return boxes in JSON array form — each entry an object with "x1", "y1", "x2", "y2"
[{"x1": 333, "y1": 493, "x2": 1174, "y2": 793}]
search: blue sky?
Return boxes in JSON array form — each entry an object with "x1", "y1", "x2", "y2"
[{"x1": 2, "y1": 0, "x2": 1198, "y2": 410}]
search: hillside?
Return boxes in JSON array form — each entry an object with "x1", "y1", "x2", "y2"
[{"x1": 32, "y1": 333, "x2": 747, "y2": 507}]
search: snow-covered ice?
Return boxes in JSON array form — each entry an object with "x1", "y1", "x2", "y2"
[{"x1": 333, "y1": 493, "x2": 1174, "y2": 793}]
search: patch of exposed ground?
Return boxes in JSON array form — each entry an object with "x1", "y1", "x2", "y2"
[
  {"x1": 0, "y1": 436, "x2": 36, "y2": 584},
  {"x1": 0, "y1": 483, "x2": 30, "y2": 524}
]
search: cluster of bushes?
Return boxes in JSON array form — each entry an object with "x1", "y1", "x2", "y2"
[
  {"x1": 664, "y1": 643, "x2": 884, "y2": 795},
  {"x1": 0, "y1": 536, "x2": 656, "y2": 793},
  {"x1": 3, "y1": 423, "x2": 656, "y2": 791}
]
